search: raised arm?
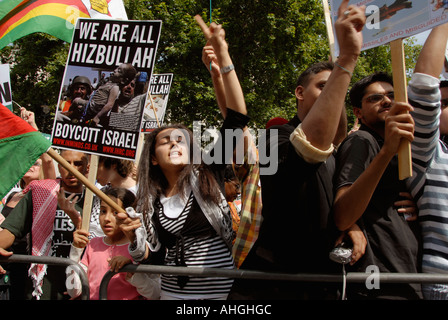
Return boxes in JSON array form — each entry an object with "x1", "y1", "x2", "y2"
[
  {"x1": 407, "y1": 23, "x2": 448, "y2": 189},
  {"x1": 202, "y1": 44, "x2": 228, "y2": 118},
  {"x1": 19, "y1": 107, "x2": 56, "y2": 179},
  {"x1": 414, "y1": 23, "x2": 448, "y2": 77},
  {"x1": 301, "y1": 0, "x2": 365, "y2": 150},
  {"x1": 195, "y1": 15, "x2": 247, "y2": 116}
]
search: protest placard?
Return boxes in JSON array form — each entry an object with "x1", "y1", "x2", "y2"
[
  {"x1": 51, "y1": 18, "x2": 162, "y2": 160},
  {"x1": 141, "y1": 73, "x2": 173, "y2": 132},
  {"x1": 0, "y1": 64, "x2": 12, "y2": 111},
  {"x1": 330, "y1": 0, "x2": 448, "y2": 54},
  {"x1": 326, "y1": 0, "x2": 445, "y2": 178}
]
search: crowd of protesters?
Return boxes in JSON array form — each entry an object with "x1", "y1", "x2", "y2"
[{"x1": 1, "y1": 0, "x2": 448, "y2": 300}]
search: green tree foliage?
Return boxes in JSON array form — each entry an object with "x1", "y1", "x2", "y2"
[
  {"x1": 0, "y1": 34, "x2": 68, "y2": 133},
  {"x1": 128, "y1": 0, "x2": 330, "y2": 128},
  {"x1": 0, "y1": 0, "x2": 422, "y2": 133}
]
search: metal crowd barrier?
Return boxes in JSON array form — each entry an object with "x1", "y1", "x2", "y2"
[
  {"x1": 3, "y1": 254, "x2": 448, "y2": 300},
  {"x1": 0, "y1": 254, "x2": 90, "y2": 300},
  {"x1": 98, "y1": 263, "x2": 448, "y2": 300}
]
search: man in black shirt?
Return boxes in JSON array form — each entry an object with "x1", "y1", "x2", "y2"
[
  {"x1": 229, "y1": 0, "x2": 366, "y2": 299},
  {"x1": 332, "y1": 72, "x2": 421, "y2": 299}
]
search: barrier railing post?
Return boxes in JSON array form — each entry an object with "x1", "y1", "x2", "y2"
[
  {"x1": 0, "y1": 254, "x2": 90, "y2": 300},
  {"x1": 98, "y1": 264, "x2": 343, "y2": 300}
]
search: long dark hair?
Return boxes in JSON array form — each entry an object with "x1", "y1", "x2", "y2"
[
  {"x1": 136, "y1": 124, "x2": 222, "y2": 216},
  {"x1": 99, "y1": 156, "x2": 135, "y2": 178},
  {"x1": 103, "y1": 186, "x2": 136, "y2": 209}
]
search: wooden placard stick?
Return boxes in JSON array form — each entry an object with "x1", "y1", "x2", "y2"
[
  {"x1": 81, "y1": 154, "x2": 98, "y2": 231},
  {"x1": 47, "y1": 148, "x2": 124, "y2": 214},
  {"x1": 322, "y1": 0, "x2": 336, "y2": 62},
  {"x1": 146, "y1": 92, "x2": 161, "y2": 128},
  {"x1": 390, "y1": 38, "x2": 412, "y2": 180}
]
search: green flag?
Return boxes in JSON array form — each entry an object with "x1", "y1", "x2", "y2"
[{"x1": 0, "y1": 103, "x2": 51, "y2": 199}]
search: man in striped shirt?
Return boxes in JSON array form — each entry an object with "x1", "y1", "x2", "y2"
[{"x1": 406, "y1": 23, "x2": 448, "y2": 300}]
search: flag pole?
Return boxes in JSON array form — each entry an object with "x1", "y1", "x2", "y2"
[
  {"x1": 46, "y1": 148, "x2": 124, "y2": 214},
  {"x1": 322, "y1": 0, "x2": 336, "y2": 61},
  {"x1": 390, "y1": 39, "x2": 412, "y2": 180}
]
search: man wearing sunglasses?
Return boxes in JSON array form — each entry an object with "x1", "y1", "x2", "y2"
[
  {"x1": 230, "y1": 0, "x2": 366, "y2": 300},
  {"x1": 332, "y1": 69, "x2": 421, "y2": 299}
]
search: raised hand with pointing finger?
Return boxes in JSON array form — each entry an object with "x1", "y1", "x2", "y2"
[
  {"x1": 195, "y1": 15, "x2": 228, "y2": 58},
  {"x1": 194, "y1": 15, "x2": 247, "y2": 117}
]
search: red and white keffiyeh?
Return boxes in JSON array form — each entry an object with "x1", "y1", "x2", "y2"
[{"x1": 22, "y1": 179, "x2": 60, "y2": 299}]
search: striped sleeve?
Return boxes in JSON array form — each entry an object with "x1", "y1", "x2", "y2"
[
  {"x1": 407, "y1": 72, "x2": 448, "y2": 277},
  {"x1": 407, "y1": 72, "x2": 441, "y2": 199}
]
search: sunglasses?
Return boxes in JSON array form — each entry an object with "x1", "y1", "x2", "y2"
[{"x1": 363, "y1": 92, "x2": 395, "y2": 104}]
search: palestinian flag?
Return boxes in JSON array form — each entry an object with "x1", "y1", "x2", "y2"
[
  {"x1": 0, "y1": 103, "x2": 51, "y2": 199},
  {"x1": 0, "y1": 0, "x2": 128, "y2": 50}
]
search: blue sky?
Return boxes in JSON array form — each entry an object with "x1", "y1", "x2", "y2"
[{"x1": 414, "y1": 29, "x2": 430, "y2": 45}]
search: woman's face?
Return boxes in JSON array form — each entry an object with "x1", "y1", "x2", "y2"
[
  {"x1": 151, "y1": 128, "x2": 190, "y2": 172},
  {"x1": 22, "y1": 159, "x2": 42, "y2": 184}
]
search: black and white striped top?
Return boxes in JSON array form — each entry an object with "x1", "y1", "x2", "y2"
[{"x1": 157, "y1": 192, "x2": 234, "y2": 300}]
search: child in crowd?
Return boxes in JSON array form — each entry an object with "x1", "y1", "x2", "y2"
[
  {"x1": 66, "y1": 187, "x2": 160, "y2": 300},
  {"x1": 72, "y1": 63, "x2": 138, "y2": 126}
]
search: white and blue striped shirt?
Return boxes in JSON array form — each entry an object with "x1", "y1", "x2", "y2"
[{"x1": 407, "y1": 73, "x2": 448, "y2": 293}]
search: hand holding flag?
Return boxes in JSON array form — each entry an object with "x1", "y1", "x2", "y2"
[{"x1": 0, "y1": 103, "x2": 51, "y2": 200}]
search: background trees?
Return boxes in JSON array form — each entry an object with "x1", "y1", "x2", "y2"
[
  {"x1": 0, "y1": 34, "x2": 68, "y2": 133},
  {"x1": 0, "y1": 0, "x2": 422, "y2": 133}
]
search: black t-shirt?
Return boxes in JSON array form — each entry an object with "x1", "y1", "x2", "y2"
[
  {"x1": 2, "y1": 191, "x2": 28, "y2": 255},
  {"x1": 334, "y1": 124, "x2": 422, "y2": 300},
  {"x1": 245, "y1": 115, "x2": 338, "y2": 274}
]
